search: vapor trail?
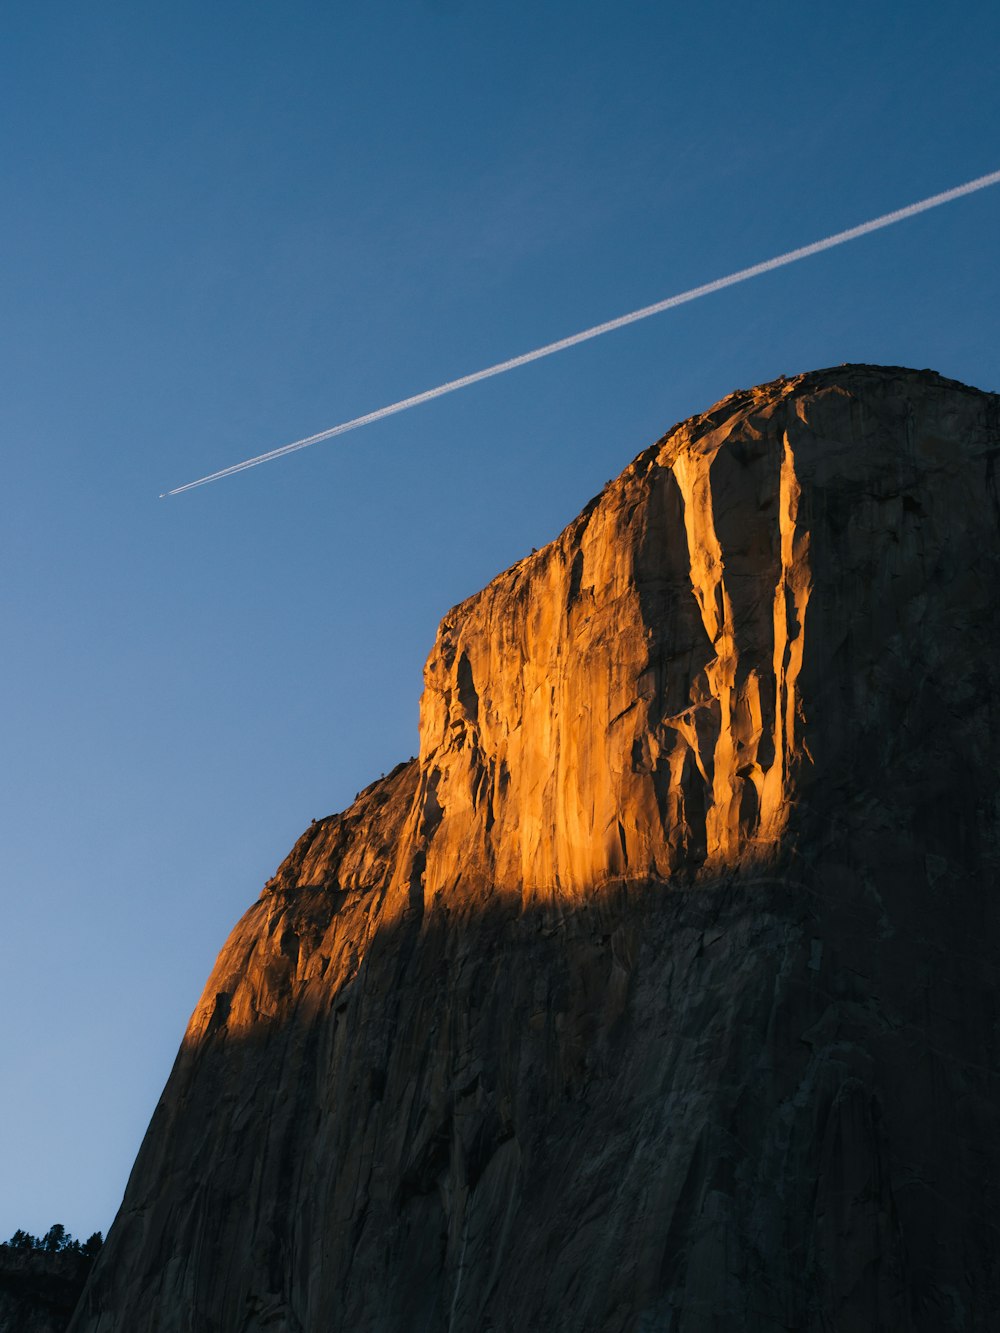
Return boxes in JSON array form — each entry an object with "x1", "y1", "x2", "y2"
[{"x1": 161, "y1": 167, "x2": 1000, "y2": 497}]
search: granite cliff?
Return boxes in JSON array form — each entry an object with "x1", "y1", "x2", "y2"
[{"x1": 71, "y1": 366, "x2": 1000, "y2": 1331}]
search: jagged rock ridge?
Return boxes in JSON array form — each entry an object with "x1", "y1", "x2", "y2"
[{"x1": 72, "y1": 366, "x2": 1000, "y2": 1331}]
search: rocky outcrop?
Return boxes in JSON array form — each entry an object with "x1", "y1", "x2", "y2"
[
  {"x1": 72, "y1": 366, "x2": 1000, "y2": 1331},
  {"x1": 0, "y1": 1247, "x2": 95, "y2": 1333}
]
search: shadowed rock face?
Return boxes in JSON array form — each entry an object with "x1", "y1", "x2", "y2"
[{"x1": 72, "y1": 366, "x2": 1000, "y2": 1332}]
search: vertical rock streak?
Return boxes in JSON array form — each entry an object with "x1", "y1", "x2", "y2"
[
  {"x1": 760, "y1": 433, "x2": 811, "y2": 840},
  {"x1": 672, "y1": 448, "x2": 740, "y2": 861},
  {"x1": 672, "y1": 431, "x2": 810, "y2": 862}
]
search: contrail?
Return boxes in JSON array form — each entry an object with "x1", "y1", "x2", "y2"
[{"x1": 161, "y1": 167, "x2": 1000, "y2": 497}]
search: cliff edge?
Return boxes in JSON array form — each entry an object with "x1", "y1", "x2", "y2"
[{"x1": 72, "y1": 366, "x2": 1000, "y2": 1331}]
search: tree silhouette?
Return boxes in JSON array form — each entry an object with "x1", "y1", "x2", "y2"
[
  {"x1": 42, "y1": 1224, "x2": 67, "y2": 1253},
  {"x1": 2, "y1": 1224, "x2": 102, "y2": 1256}
]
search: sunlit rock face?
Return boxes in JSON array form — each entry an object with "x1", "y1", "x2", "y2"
[
  {"x1": 72, "y1": 367, "x2": 1000, "y2": 1332},
  {"x1": 415, "y1": 394, "x2": 811, "y2": 894}
]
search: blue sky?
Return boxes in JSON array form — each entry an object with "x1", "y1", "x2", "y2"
[{"x1": 2, "y1": 0, "x2": 998, "y2": 1239}]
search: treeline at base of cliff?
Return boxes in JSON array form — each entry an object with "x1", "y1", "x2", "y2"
[{"x1": 0, "y1": 1228, "x2": 102, "y2": 1333}]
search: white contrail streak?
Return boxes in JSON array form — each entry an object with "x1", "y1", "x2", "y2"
[{"x1": 161, "y1": 167, "x2": 1000, "y2": 497}]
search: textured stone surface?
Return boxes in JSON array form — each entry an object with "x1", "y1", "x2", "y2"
[{"x1": 72, "y1": 366, "x2": 1000, "y2": 1331}]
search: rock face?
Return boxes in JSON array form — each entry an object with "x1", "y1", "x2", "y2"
[{"x1": 71, "y1": 366, "x2": 1000, "y2": 1331}]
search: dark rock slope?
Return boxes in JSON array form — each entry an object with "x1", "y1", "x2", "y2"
[{"x1": 71, "y1": 366, "x2": 1000, "y2": 1331}]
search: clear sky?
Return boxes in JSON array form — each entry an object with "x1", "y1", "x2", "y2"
[{"x1": 2, "y1": 0, "x2": 998, "y2": 1240}]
